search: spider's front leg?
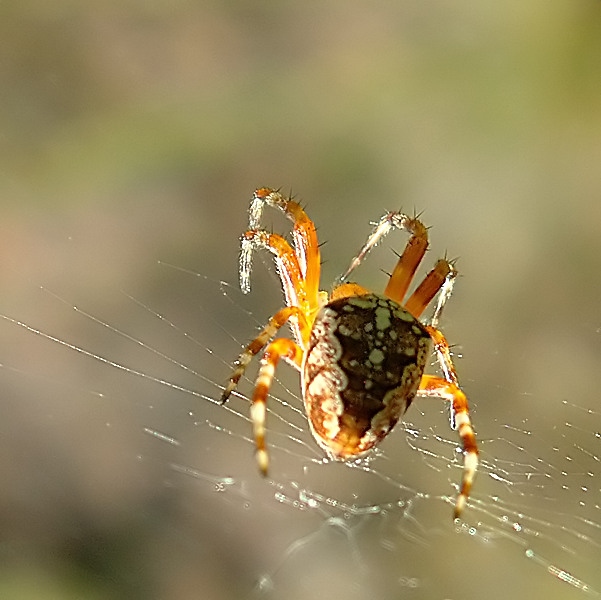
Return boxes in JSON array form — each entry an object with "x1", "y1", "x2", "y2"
[{"x1": 241, "y1": 188, "x2": 321, "y2": 312}]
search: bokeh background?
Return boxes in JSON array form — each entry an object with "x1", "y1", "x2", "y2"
[{"x1": 1, "y1": 2, "x2": 601, "y2": 599}]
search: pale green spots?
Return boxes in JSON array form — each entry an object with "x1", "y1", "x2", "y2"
[
  {"x1": 393, "y1": 307, "x2": 415, "y2": 322},
  {"x1": 375, "y1": 306, "x2": 392, "y2": 331},
  {"x1": 369, "y1": 348, "x2": 385, "y2": 365},
  {"x1": 338, "y1": 324, "x2": 353, "y2": 336},
  {"x1": 348, "y1": 296, "x2": 377, "y2": 309}
]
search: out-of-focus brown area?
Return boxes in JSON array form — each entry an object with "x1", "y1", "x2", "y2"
[{"x1": 1, "y1": 2, "x2": 600, "y2": 598}]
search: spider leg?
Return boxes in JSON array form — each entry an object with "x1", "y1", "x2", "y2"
[
  {"x1": 240, "y1": 230, "x2": 303, "y2": 300},
  {"x1": 425, "y1": 324, "x2": 459, "y2": 386},
  {"x1": 416, "y1": 374, "x2": 478, "y2": 519},
  {"x1": 383, "y1": 217, "x2": 429, "y2": 304},
  {"x1": 336, "y1": 212, "x2": 428, "y2": 298},
  {"x1": 421, "y1": 322, "x2": 478, "y2": 518},
  {"x1": 243, "y1": 188, "x2": 321, "y2": 316},
  {"x1": 250, "y1": 337, "x2": 304, "y2": 474},
  {"x1": 404, "y1": 259, "x2": 455, "y2": 320},
  {"x1": 239, "y1": 230, "x2": 313, "y2": 340},
  {"x1": 220, "y1": 306, "x2": 309, "y2": 403},
  {"x1": 429, "y1": 263, "x2": 457, "y2": 329}
]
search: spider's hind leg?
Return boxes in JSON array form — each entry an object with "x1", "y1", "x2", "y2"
[
  {"x1": 417, "y1": 374, "x2": 478, "y2": 519},
  {"x1": 419, "y1": 311, "x2": 477, "y2": 518}
]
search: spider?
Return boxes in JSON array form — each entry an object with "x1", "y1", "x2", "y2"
[{"x1": 221, "y1": 188, "x2": 478, "y2": 519}]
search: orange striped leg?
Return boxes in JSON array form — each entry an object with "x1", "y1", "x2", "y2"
[
  {"x1": 239, "y1": 230, "x2": 310, "y2": 320},
  {"x1": 429, "y1": 263, "x2": 457, "y2": 329},
  {"x1": 425, "y1": 324, "x2": 459, "y2": 386},
  {"x1": 337, "y1": 211, "x2": 428, "y2": 290},
  {"x1": 220, "y1": 306, "x2": 309, "y2": 403},
  {"x1": 251, "y1": 337, "x2": 304, "y2": 474},
  {"x1": 417, "y1": 374, "x2": 478, "y2": 519},
  {"x1": 251, "y1": 188, "x2": 321, "y2": 315},
  {"x1": 404, "y1": 259, "x2": 454, "y2": 320},
  {"x1": 383, "y1": 216, "x2": 429, "y2": 303}
]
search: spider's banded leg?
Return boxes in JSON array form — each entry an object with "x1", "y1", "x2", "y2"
[
  {"x1": 239, "y1": 231, "x2": 310, "y2": 337},
  {"x1": 383, "y1": 216, "x2": 429, "y2": 304},
  {"x1": 249, "y1": 188, "x2": 321, "y2": 314},
  {"x1": 251, "y1": 337, "x2": 304, "y2": 474},
  {"x1": 240, "y1": 230, "x2": 303, "y2": 300},
  {"x1": 336, "y1": 212, "x2": 429, "y2": 291},
  {"x1": 404, "y1": 259, "x2": 455, "y2": 320},
  {"x1": 335, "y1": 213, "x2": 399, "y2": 284},
  {"x1": 417, "y1": 374, "x2": 478, "y2": 519},
  {"x1": 429, "y1": 265, "x2": 457, "y2": 329},
  {"x1": 220, "y1": 306, "x2": 309, "y2": 403},
  {"x1": 424, "y1": 324, "x2": 459, "y2": 387}
]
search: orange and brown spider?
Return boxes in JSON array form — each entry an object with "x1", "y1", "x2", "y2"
[{"x1": 221, "y1": 188, "x2": 478, "y2": 519}]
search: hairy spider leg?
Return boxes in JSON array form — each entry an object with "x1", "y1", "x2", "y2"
[
  {"x1": 220, "y1": 305, "x2": 310, "y2": 403},
  {"x1": 251, "y1": 188, "x2": 322, "y2": 316},
  {"x1": 383, "y1": 215, "x2": 430, "y2": 304},
  {"x1": 242, "y1": 188, "x2": 321, "y2": 318},
  {"x1": 239, "y1": 230, "x2": 313, "y2": 345},
  {"x1": 404, "y1": 259, "x2": 455, "y2": 320},
  {"x1": 336, "y1": 212, "x2": 429, "y2": 297},
  {"x1": 417, "y1": 374, "x2": 478, "y2": 519},
  {"x1": 250, "y1": 337, "x2": 304, "y2": 474},
  {"x1": 425, "y1": 324, "x2": 459, "y2": 387},
  {"x1": 429, "y1": 265, "x2": 457, "y2": 329},
  {"x1": 421, "y1": 320, "x2": 477, "y2": 520},
  {"x1": 240, "y1": 231, "x2": 304, "y2": 306}
]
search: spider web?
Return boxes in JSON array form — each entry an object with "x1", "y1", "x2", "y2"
[{"x1": 0, "y1": 257, "x2": 599, "y2": 600}]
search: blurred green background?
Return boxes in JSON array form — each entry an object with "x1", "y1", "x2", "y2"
[{"x1": 1, "y1": 1, "x2": 600, "y2": 599}]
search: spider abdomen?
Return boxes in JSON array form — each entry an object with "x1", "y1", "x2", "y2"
[{"x1": 302, "y1": 293, "x2": 431, "y2": 459}]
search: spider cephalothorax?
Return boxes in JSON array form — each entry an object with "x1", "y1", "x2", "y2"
[{"x1": 221, "y1": 188, "x2": 478, "y2": 519}]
